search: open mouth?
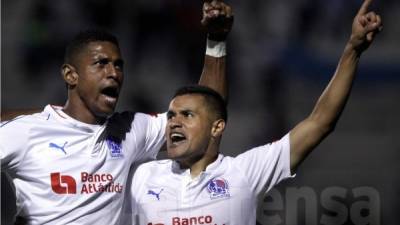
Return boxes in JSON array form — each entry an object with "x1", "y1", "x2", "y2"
[
  {"x1": 170, "y1": 132, "x2": 186, "y2": 145},
  {"x1": 101, "y1": 86, "x2": 119, "y2": 99}
]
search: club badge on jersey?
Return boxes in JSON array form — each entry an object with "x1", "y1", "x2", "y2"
[
  {"x1": 106, "y1": 136, "x2": 123, "y2": 158},
  {"x1": 207, "y1": 178, "x2": 230, "y2": 199}
]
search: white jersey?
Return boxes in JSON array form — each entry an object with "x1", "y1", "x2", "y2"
[
  {"x1": 0, "y1": 105, "x2": 166, "y2": 225},
  {"x1": 130, "y1": 134, "x2": 293, "y2": 225}
]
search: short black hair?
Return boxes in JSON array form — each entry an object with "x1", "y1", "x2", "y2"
[
  {"x1": 64, "y1": 29, "x2": 119, "y2": 66},
  {"x1": 173, "y1": 85, "x2": 228, "y2": 122}
]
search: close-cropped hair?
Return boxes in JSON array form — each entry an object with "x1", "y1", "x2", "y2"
[
  {"x1": 64, "y1": 29, "x2": 119, "y2": 65},
  {"x1": 173, "y1": 85, "x2": 228, "y2": 122}
]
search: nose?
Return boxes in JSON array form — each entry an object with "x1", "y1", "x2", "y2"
[
  {"x1": 108, "y1": 64, "x2": 117, "y2": 77},
  {"x1": 168, "y1": 116, "x2": 182, "y2": 129},
  {"x1": 107, "y1": 64, "x2": 122, "y2": 82}
]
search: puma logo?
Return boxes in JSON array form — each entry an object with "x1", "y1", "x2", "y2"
[
  {"x1": 147, "y1": 189, "x2": 163, "y2": 200},
  {"x1": 49, "y1": 142, "x2": 68, "y2": 154}
]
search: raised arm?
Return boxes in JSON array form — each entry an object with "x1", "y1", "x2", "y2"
[
  {"x1": 289, "y1": 0, "x2": 383, "y2": 172},
  {"x1": 198, "y1": 0, "x2": 233, "y2": 100}
]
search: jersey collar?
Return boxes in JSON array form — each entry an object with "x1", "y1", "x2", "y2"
[
  {"x1": 45, "y1": 105, "x2": 103, "y2": 133},
  {"x1": 171, "y1": 154, "x2": 225, "y2": 176}
]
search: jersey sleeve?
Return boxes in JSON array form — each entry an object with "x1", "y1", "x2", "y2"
[
  {"x1": 133, "y1": 113, "x2": 167, "y2": 162},
  {"x1": 232, "y1": 133, "x2": 293, "y2": 197},
  {"x1": 129, "y1": 162, "x2": 152, "y2": 219},
  {"x1": 120, "y1": 163, "x2": 145, "y2": 225},
  {"x1": 0, "y1": 117, "x2": 29, "y2": 171}
]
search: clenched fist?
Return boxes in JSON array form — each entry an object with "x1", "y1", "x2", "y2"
[{"x1": 201, "y1": 0, "x2": 234, "y2": 41}]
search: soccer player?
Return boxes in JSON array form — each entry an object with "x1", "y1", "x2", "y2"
[
  {"x1": 129, "y1": 0, "x2": 383, "y2": 224},
  {"x1": 0, "y1": 1, "x2": 233, "y2": 224}
]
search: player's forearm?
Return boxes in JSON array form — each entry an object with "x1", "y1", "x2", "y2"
[
  {"x1": 308, "y1": 43, "x2": 361, "y2": 132},
  {"x1": 289, "y1": 0, "x2": 382, "y2": 171},
  {"x1": 198, "y1": 0, "x2": 233, "y2": 101},
  {"x1": 199, "y1": 54, "x2": 228, "y2": 100},
  {"x1": 289, "y1": 44, "x2": 361, "y2": 171}
]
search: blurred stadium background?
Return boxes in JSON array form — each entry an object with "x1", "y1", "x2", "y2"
[{"x1": 1, "y1": 0, "x2": 399, "y2": 224}]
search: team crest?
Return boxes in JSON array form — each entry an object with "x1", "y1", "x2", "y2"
[
  {"x1": 207, "y1": 178, "x2": 230, "y2": 199},
  {"x1": 106, "y1": 136, "x2": 123, "y2": 158}
]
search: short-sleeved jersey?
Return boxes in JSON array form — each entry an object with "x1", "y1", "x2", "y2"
[
  {"x1": 0, "y1": 105, "x2": 166, "y2": 225},
  {"x1": 130, "y1": 134, "x2": 293, "y2": 225}
]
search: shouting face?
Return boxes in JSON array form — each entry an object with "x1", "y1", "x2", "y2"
[
  {"x1": 166, "y1": 94, "x2": 217, "y2": 165},
  {"x1": 63, "y1": 41, "x2": 124, "y2": 123}
]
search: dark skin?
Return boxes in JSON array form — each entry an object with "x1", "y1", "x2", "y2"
[
  {"x1": 62, "y1": 41, "x2": 124, "y2": 124},
  {"x1": 200, "y1": 0, "x2": 233, "y2": 99}
]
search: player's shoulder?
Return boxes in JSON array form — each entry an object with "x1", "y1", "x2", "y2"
[
  {"x1": 129, "y1": 112, "x2": 167, "y2": 133},
  {"x1": 218, "y1": 155, "x2": 238, "y2": 170},
  {"x1": 109, "y1": 111, "x2": 164, "y2": 125},
  {"x1": 107, "y1": 111, "x2": 162, "y2": 132},
  {"x1": 133, "y1": 112, "x2": 166, "y2": 122},
  {"x1": 137, "y1": 159, "x2": 171, "y2": 170},
  {"x1": 217, "y1": 154, "x2": 234, "y2": 164},
  {"x1": 136, "y1": 159, "x2": 172, "y2": 175},
  {"x1": 1, "y1": 108, "x2": 48, "y2": 129}
]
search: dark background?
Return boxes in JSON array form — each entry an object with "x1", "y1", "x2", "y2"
[{"x1": 1, "y1": 0, "x2": 399, "y2": 224}]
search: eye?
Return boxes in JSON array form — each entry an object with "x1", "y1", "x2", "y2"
[
  {"x1": 114, "y1": 60, "x2": 124, "y2": 71},
  {"x1": 182, "y1": 111, "x2": 194, "y2": 118},
  {"x1": 95, "y1": 58, "x2": 109, "y2": 66},
  {"x1": 167, "y1": 111, "x2": 175, "y2": 120}
]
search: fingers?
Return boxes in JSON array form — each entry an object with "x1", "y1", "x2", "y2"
[
  {"x1": 366, "y1": 31, "x2": 375, "y2": 42},
  {"x1": 365, "y1": 11, "x2": 377, "y2": 22},
  {"x1": 361, "y1": 12, "x2": 383, "y2": 42},
  {"x1": 358, "y1": 15, "x2": 368, "y2": 27},
  {"x1": 202, "y1": 0, "x2": 233, "y2": 25},
  {"x1": 204, "y1": 0, "x2": 232, "y2": 17},
  {"x1": 357, "y1": 0, "x2": 373, "y2": 16},
  {"x1": 359, "y1": 11, "x2": 383, "y2": 33},
  {"x1": 350, "y1": 0, "x2": 382, "y2": 51}
]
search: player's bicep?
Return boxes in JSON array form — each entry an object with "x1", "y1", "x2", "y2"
[{"x1": 289, "y1": 118, "x2": 331, "y2": 171}]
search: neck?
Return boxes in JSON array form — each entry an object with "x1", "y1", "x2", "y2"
[
  {"x1": 63, "y1": 99, "x2": 105, "y2": 125},
  {"x1": 189, "y1": 153, "x2": 218, "y2": 178},
  {"x1": 179, "y1": 143, "x2": 220, "y2": 179}
]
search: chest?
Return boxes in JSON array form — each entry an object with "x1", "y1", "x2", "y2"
[
  {"x1": 136, "y1": 174, "x2": 257, "y2": 225},
  {"x1": 14, "y1": 126, "x2": 134, "y2": 193}
]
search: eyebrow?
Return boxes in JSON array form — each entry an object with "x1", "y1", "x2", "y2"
[
  {"x1": 180, "y1": 109, "x2": 193, "y2": 114},
  {"x1": 92, "y1": 56, "x2": 124, "y2": 66},
  {"x1": 166, "y1": 108, "x2": 193, "y2": 115}
]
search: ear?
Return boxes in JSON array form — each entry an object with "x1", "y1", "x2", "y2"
[
  {"x1": 61, "y1": 64, "x2": 78, "y2": 86},
  {"x1": 211, "y1": 119, "x2": 226, "y2": 138}
]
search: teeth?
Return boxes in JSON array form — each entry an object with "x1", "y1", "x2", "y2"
[
  {"x1": 170, "y1": 132, "x2": 185, "y2": 143},
  {"x1": 171, "y1": 133, "x2": 184, "y2": 138}
]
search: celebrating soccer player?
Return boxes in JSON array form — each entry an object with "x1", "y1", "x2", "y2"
[{"x1": 129, "y1": 0, "x2": 382, "y2": 224}]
